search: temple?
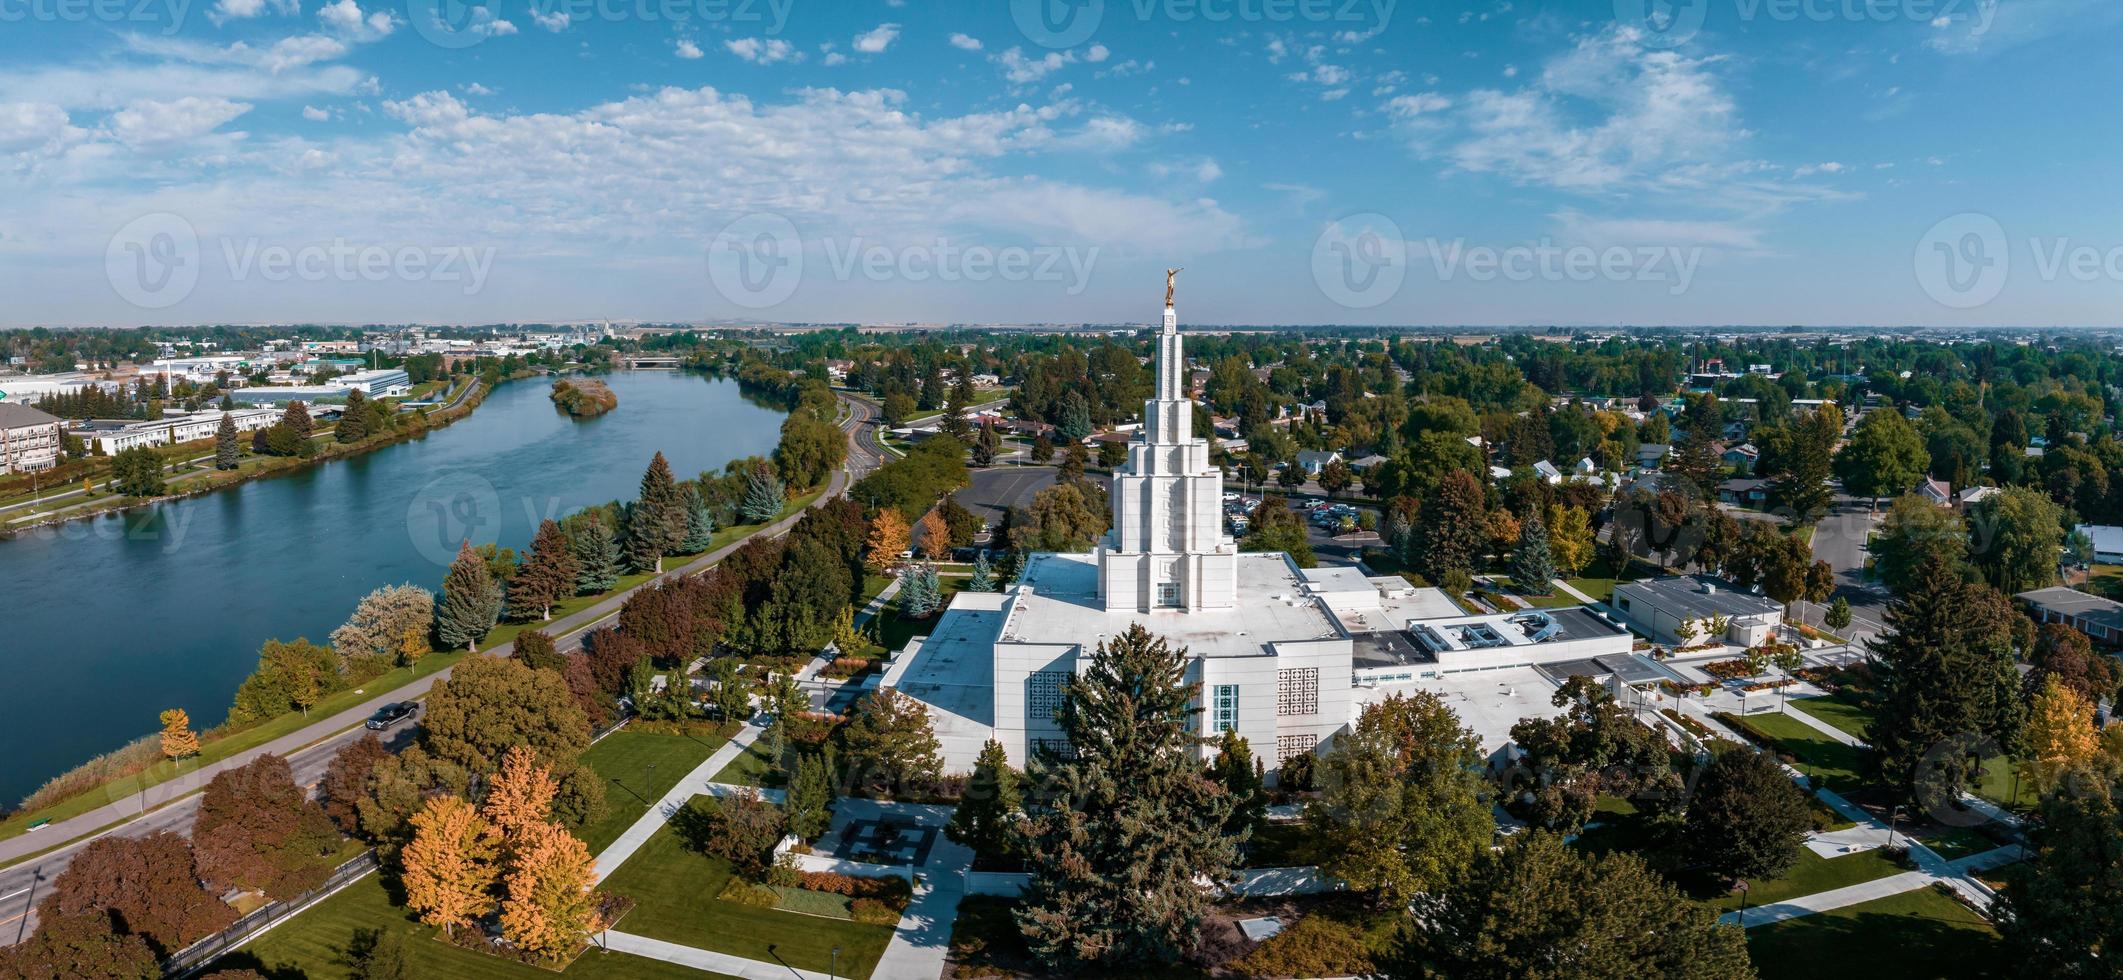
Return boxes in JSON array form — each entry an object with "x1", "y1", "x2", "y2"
[{"x1": 879, "y1": 275, "x2": 1638, "y2": 774}]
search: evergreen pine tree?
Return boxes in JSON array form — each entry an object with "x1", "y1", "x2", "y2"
[
  {"x1": 967, "y1": 551, "x2": 995, "y2": 591},
  {"x1": 972, "y1": 418, "x2": 1003, "y2": 467},
  {"x1": 214, "y1": 411, "x2": 240, "y2": 470},
  {"x1": 948, "y1": 738, "x2": 1021, "y2": 860},
  {"x1": 785, "y1": 753, "x2": 835, "y2": 841},
  {"x1": 899, "y1": 565, "x2": 938, "y2": 619},
  {"x1": 507, "y1": 520, "x2": 577, "y2": 621},
  {"x1": 679, "y1": 484, "x2": 715, "y2": 552},
  {"x1": 740, "y1": 464, "x2": 785, "y2": 524},
  {"x1": 626, "y1": 452, "x2": 684, "y2": 573},
  {"x1": 1511, "y1": 509, "x2": 1558, "y2": 596},
  {"x1": 283, "y1": 400, "x2": 313, "y2": 439},
  {"x1": 570, "y1": 516, "x2": 621, "y2": 595},
  {"x1": 1868, "y1": 554, "x2": 2024, "y2": 806},
  {"x1": 436, "y1": 540, "x2": 502, "y2": 652},
  {"x1": 1016, "y1": 624, "x2": 1240, "y2": 971},
  {"x1": 1209, "y1": 730, "x2": 1266, "y2": 839},
  {"x1": 337, "y1": 389, "x2": 372, "y2": 443}
]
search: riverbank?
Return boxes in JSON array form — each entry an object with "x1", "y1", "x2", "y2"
[{"x1": 0, "y1": 374, "x2": 500, "y2": 536}]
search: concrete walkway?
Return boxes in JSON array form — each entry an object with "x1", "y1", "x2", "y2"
[
  {"x1": 1779, "y1": 700, "x2": 1867, "y2": 747},
  {"x1": 1549, "y1": 579, "x2": 1597, "y2": 603},
  {"x1": 598, "y1": 930, "x2": 838, "y2": 980},
  {"x1": 856, "y1": 799, "x2": 975, "y2": 980},
  {"x1": 593, "y1": 720, "x2": 764, "y2": 883},
  {"x1": 1721, "y1": 845, "x2": 2024, "y2": 928}
]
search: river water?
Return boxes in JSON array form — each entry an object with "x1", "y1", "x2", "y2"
[{"x1": 0, "y1": 372, "x2": 784, "y2": 806}]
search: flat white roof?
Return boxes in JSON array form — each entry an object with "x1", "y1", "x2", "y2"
[
  {"x1": 1002, "y1": 551, "x2": 1342, "y2": 658},
  {"x1": 1359, "y1": 666, "x2": 1566, "y2": 754}
]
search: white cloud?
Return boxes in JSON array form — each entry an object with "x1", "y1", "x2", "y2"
[
  {"x1": 853, "y1": 23, "x2": 900, "y2": 54},
  {"x1": 209, "y1": 0, "x2": 296, "y2": 24},
  {"x1": 726, "y1": 37, "x2": 796, "y2": 64},
  {"x1": 1085, "y1": 44, "x2": 1109, "y2": 63},
  {"x1": 530, "y1": 7, "x2": 570, "y2": 31},
  {"x1": 317, "y1": 0, "x2": 397, "y2": 41},
  {"x1": 1059, "y1": 115, "x2": 1146, "y2": 152},
  {"x1": 675, "y1": 39, "x2": 703, "y2": 60},
  {"x1": 464, "y1": 83, "x2": 494, "y2": 96},
  {"x1": 261, "y1": 35, "x2": 350, "y2": 73},
  {"x1": 106, "y1": 96, "x2": 252, "y2": 147},
  {"x1": 1149, "y1": 156, "x2": 1222, "y2": 182},
  {"x1": 0, "y1": 102, "x2": 84, "y2": 169},
  {"x1": 1926, "y1": 0, "x2": 2111, "y2": 56},
  {"x1": 996, "y1": 47, "x2": 1075, "y2": 84},
  {"x1": 300, "y1": 104, "x2": 330, "y2": 121},
  {"x1": 1383, "y1": 92, "x2": 1452, "y2": 119},
  {"x1": 1792, "y1": 161, "x2": 1846, "y2": 177},
  {"x1": 948, "y1": 33, "x2": 982, "y2": 51}
]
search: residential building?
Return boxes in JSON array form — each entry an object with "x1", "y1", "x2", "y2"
[
  {"x1": 1611, "y1": 575, "x2": 1783, "y2": 647},
  {"x1": 1294, "y1": 449, "x2": 1341, "y2": 476},
  {"x1": 2016, "y1": 587, "x2": 2123, "y2": 644},
  {"x1": 0, "y1": 404, "x2": 64, "y2": 475},
  {"x1": 1918, "y1": 477, "x2": 1954, "y2": 506},
  {"x1": 2073, "y1": 524, "x2": 2123, "y2": 565},
  {"x1": 1723, "y1": 443, "x2": 1759, "y2": 476}
]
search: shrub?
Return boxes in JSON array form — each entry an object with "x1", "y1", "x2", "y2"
[
  {"x1": 717, "y1": 878, "x2": 780, "y2": 908},
  {"x1": 850, "y1": 897, "x2": 900, "y2": 925},
  {"x1": 1231, "y1": 915, "x2": 1376, "y2": 979}
]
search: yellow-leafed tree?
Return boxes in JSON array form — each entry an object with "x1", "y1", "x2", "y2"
[
  {"x1": 865, "y1": 509, "x2": 910, "y2": 571},
  {"x1": 499, "y1": 822, "x2": 602, "y2": 961},
  {"x1": 484, "y1": 745, "x2": 558, "y2": 845},
  {"x1": 159, "y1": 708, "x2": 199, "y2": 761},
  {"x1": 2024, "y1": 675, "x2": 2099, "y2": 791},
  {"x1": 917, "y1": 508, "x2": 951, "y2": 559},
  {"x1": 401, "y1": 795, "x2": 500, "y2": 937}
]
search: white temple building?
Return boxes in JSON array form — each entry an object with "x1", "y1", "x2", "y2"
[{"x1": 880, "y1": 282, "x2": 1639, "y2": 774}]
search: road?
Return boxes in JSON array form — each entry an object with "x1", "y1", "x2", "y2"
[
  {"x1": 1801, "y1": 493, "x2": 1890, "y2": 642},
  {"x1": 0, "y1": 387, "x2": 880, "y2": 945}
]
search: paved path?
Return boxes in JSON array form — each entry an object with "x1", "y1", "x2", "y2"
[
  {"x1": 592, "y1": 720, "x2": 766, "y2": 884},
  {"x1": 1721, "y1": 845, "x2": 2024, "y2": 928},
  {"x1": 1550, "y1": 579, "x2": 1597, "y2": 603},
  {"x1": 1779, "y1": 701, "x2": 1867, "y2": 747},
  {"x1": 599, "y1": 930, "x2": 838, "y2": 980}
]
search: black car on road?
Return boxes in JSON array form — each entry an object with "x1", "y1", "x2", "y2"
[{"x1": 365, "y1": 702, "x2": 418, "y2": 730}]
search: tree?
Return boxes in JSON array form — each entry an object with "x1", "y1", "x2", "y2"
[
  {"x1": 1969, "y1": 485, "x2": 2065, "y2": 595},
  {"x1": 1511, "y1": 509, "x2": 1558, "y2": 595},
  {"x1": 108, "y1": 446, "x2": 164, "y2": 497},
  {"x1": 842, "y1": 689, "x2": 944, "y2": 795},
  {"x1": 1209, "y1": 731, "x2": 1267, "y2": 840},
  {"x1": 707, "y1": 657, "x2": 752, "y2": 722},
  {"x1": 436, "y1": 540, "x2": 502, "y2": 652},
  {"x1": 1682, "y1": 747, "x2": 1811, "y2": 881},
  {"x1": 1241, "y1": 499, "x2": 1316, "y2": 567},
  {"x1": 972, "y1": 418, "x2": 1003, "y2": 467},
  {"x1": 949, "y1": 738, "x2": 1022, "y2": 860},
  {"x1": 1825, "y1": 595, "x2": 1852, "y2": 631},
  {"x1": 0, "y1": 909, "x2": 157, "y2": 980},
  {"x1": 346, "y1": 926, "x2": 411, "y2": 980},
  {"x1": 1308, "y1": 693, "x2": 1490, "y2": 902},
  {"x1": 337, "y1": 388, "x2": 372, "y2": 442},
  {"x1": 676, "y1": 789, "x2": 783, "y2": 880},
  {"x1": 899, "y1": 562, "x2": 942, "y2": 619},
  {"x1": 679, "y1": 484, "x2": 716, "y2": 553},
  {"x1": 1868, "y1": 555, "x2": 2026, "y2": 807},
  {"x1": 1057, "y1": 390, "x2": 1093, "y2": 443},
  {"x1": 159, "y1": 707, "x2": 198, "y2": 760},
  {"x1": 1016, "y1": 624, "x2": 1240, "y2": 972},
  {"x1": 507, "y1": 519, "x2": 578, "y2": 622},
  {"x1": 1418, "y1": 470, "x2": 1486, "y2": 581},
  {"x1": 865, "y1": 509, "x2": 909, "y2": 571},
  {"x1": 967, "y1": 550, "x2": 995, "y2": 591},
  {"x1": 916, "y1": 508, "x2": 951, "y2": 559},
  {"x1": 37, "y1": 832, "x2": 234, "y2": 957},
  {"x1": 785, "y1": 753, "x2": 836, "y2": 842},
  {"x1": 626, "y1": 452, "x2": 686, "y2": 573},
  {"x1": 1030, "y1": 433, "x2": 1054, "y2": 464},
  {"x1": 1871, "y1": 494, "x2": 1968, "y2": 593},
  {"x1": 2022, "y1": 676, "x2": 2098, "y2": 793},
  {"x1": 193, "y1": 755, "x2": 339, "y2": 898},
  {"x1": 1547, "y1": 504, "x2": 1594, "y2": 578},
  {"x1": 499, "y1": 822, "x2": 601, "y2": 961},
  {"x1": 421, "y1": 655, "x2": 591, "y2": 778},
  {"x1": 1316, "y1": 458, "x2": 1352, "y2": 495},
  {"x1": 1998, "y1": 764, "x2": 2123, "y2": 977},
  {"x1": 1391, "y1": 831, "x2": 1752, "y2": 980},
  {"x1": 214, "y1": 411, "x2": 240, "y2": 470},
  {"x1": 400, "y1": 795, "x2": 500, "y2": 938},
  {"x1": 515, "y1": 628, "x2": 565, "y2": 673},
  {"x1": 1835, "y1": 407, "x2": 1929, "y2": 509},
  {"x1": 740, "y1": 463, "x2": 785, "y2": 524},
  {"x1": 283, "y1": 399, "x2": 313, "y2": 439},
  {"x1": 882, "y1": 390, "x2": 916, "y2": 427},
  {"x1": 330, "y1": 584, "x2": 435, "y2": 669},
  {"x1": 485, "y1": 745, "x2": 560, "y2": 844},
  {"x1": 321, "y1": 733, "x2": 390, "y2": 833},
  {"x1": 569, "y1": 515, "x2": 622, "y2": 595}
]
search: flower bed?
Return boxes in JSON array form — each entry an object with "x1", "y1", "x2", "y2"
[
  {"x1": 1701, "y1": 659, "x2": 1756, "y2": 680},
  {"x1": 819, "y1": 656, "x2": 875, "y2": 680}
]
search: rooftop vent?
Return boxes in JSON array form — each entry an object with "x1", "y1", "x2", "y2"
[{"x1": 1702, "y1": 582, "x2": 1718, "y2": 595}]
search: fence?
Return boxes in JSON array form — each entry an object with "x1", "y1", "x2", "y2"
[{"x1": 163, "y1": 850, "x2": 379, "y2": 977}]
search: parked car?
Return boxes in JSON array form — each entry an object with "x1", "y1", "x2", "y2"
[{"x1": 365, "y1": 702, "x2": 418, "y2": 731}]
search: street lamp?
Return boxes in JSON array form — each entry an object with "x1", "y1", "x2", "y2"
[
  {"x1": 831, "y1": 945, "x2": 841, "y2": 980},
  {"x1": 1735, "y1": 879, "x2": 1751, "y2": 920},
  {"x1": 1886, "y1": 804, "x2": 1905, "y2": 849}
]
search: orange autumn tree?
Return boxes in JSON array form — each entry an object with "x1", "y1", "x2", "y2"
[
  {"x1": 483, "y1": 745, "x2": 558, "y2": 845},
  {"x1": 2024, "y1": 675, "x2": 2099, "y2": 791},
  {"x1": 401, "y1": 796, "x2": 500, "y2": 937},
  {"x1": 159, "y1": 708, "x2": 199, "y2": 761},
  {"x1": 917, "y1": 508, "x2": 951, "y2": 559},
  {"x1": 866, "y1": 509, "x2": 910, "y2": 571},
  {"x1": 499, "y1": 821, "x2": 602, "y2": 961}
]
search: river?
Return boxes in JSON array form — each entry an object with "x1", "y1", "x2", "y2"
[{"x1": 0, "y1": 372, "x2": 785, "y2": 806}]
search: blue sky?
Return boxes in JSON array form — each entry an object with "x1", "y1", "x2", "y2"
[{"x1": 4, "y1": 0, "x2": 2123, "y2": 327}]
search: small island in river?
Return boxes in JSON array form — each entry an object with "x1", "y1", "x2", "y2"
[{"x1": 549, "y1": 377, "x2": 619, "y2": 417}]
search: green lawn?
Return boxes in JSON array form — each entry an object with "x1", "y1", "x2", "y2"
[
  {"x1": 710, "y1": 740, "x2": 784, "y2": 789},
  {"x1": 576, "y1": 728, "x2": 727, "y2": 851},
  {"x1": 1722, "y1": 710, "x2": 1873, "y2": 793},
  {"x1": 600, "y1": 805, "x2": 895, "y2": 978},
  {"x1": 222, "y1": 873, "x2": 742, "y2": 980},
  {"x1": 1788, "y1": 693, "x2": 1876, "y2": 744},
  {"x1": 1745, "y1": 886, "x2": 2006, "y2": 980},
  {"x1": 1696, "y1": 847, "x2": 1906, "y2": 911}
]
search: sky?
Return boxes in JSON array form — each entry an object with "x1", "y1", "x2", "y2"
[{"x1": 4, "y1": 0, "x2": 2123, "y2": 328}]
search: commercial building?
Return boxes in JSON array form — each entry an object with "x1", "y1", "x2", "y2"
[
  {"x1": 335, "y1": 369, "x2": 411, "y2": 397},
  {"x1": 1611, "y1": 575, "x2": 1783, "y2": 647},
  {"x1": 228, "y1": 368, "x2": 408, "y2": 405},
  {"x1": 0, "y1": 404, "x2": 64, "y2": 475},
  {"x1": 69, "y1": 410, "x2": 279, "y2": 455}
]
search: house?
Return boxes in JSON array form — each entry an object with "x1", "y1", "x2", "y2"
[
  {"x1": 1294, "y1": 450, "x2": 1342, "y2": 476},
  {"x1": 1719, "y1": 478, "x2": 1771, "y2": 507},
  {"x1": 2074, "y1": 525, "x2": 2123, "y2": 565},
  {"x1": 1531, "y1": 460, "x2": 1564, "y2": 484},
  {"x1": 1346, "y1": 454, "x2": 1388, "y2": 471},
  {"x1": 1956, "y1": 485, "x2": 2001, "y2": 510},
  {"x1": 2016, "y1": 587, "x2": 2123, "y2": 645},
  {"x1": 1722, "y1": 443, "x2": 1760, "y2": 476},
  {"x1": 0, "y1": 404, "x2": 63, "y2": 475},
  {"x1": 1918, "y1": 478, "x2": 1954, "y2": 507},
  {"x1": 1612, "y1": 575, "x2": 1784, "y2": 647},
  {"x1": 1722, "y1": 421, "x2": 1750, "y2": 443},
  {"x1": 1636, "y1": 443, "x2": 1671, "y2": 469}
]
